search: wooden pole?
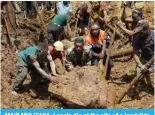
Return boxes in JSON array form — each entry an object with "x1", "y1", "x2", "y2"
[{"x1": 104, "y1": 30, "x2": 116, "y2": 79}]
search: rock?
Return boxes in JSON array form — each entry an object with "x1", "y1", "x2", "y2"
[
  {"x1": 61, "y1": 39, "x2": 74, "y2": 50},
  {"x1": 54, "y1": 58, "x2": 65, "y2": 75},
  {"x1": 48, "y1": 66, "x2": 107, "y2": 108}
]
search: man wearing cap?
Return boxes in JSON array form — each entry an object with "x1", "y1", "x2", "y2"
[
  {"x1": 47, "y1": 11, "x2": 73, "y2": 44},
  {"x1": 11, "y1": 43, "x2": 58, "y2": 97},
  {"x1": 66, "y1": 37, "x2": 91, "y2": 71},
  {"x1": 48, "y1": 41, "x2": 65, "y2": 75},
  {"x1": 133, "y1": 23, "x2": 154, "y2": 89},
  {"x1": 85, "y1": 23, "x2": 113, "y2": 80},
  {"x1": 57, "y1": 1, "x2": 72, "y2": 15}
]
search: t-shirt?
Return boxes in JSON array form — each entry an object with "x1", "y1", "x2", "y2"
[
  {"x1": 133, "y1": 30, "x2": 154, "y2": 60},
  {"x1": 51, "y1": 14, "x2": 69, "y2": 26},
  {"x1": 85, "y1": 30, "x2": 106, "y2": 45},
  {"x1": 66, "y1": 46, "x2": 91, "y2": 66},
  {"x1": 57, "y1": 2, "x2": 72, "y2": 15},
  {"x1": 85, "y1": 30, "x2": 106, "y2": 54},
  {"x1": 18, "y1": 46, "x2": 38, "y2": 65},
  {"x1": 48, "y1": 46, "x2": 64, "y2": 60}
]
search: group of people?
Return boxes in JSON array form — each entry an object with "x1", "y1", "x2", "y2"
[{"x1": 1, "y1": 1, "x2": 154, "y2": 99}]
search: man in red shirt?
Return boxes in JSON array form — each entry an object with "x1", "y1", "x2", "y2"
[{"x1": 48, "y1": 41, "x2": 65, "y2": 76}]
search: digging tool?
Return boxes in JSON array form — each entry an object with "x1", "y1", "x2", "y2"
[
  {"x1": 116, "y1": 56, "x2": 154, "y2": 104},
  {"x1": 86, "y1": 16, "x2": 91, "y2": 34},
  {"x1": 98, "y1": 40, "x2": 106, "y2": 71},
  {"x1": 3, "y1": 16, "x2": 12, "y2": 46},
  {"x1": 103, "y1": 30, "x2": 116, "y2": 80},
  {"x1": 121, "y1": 3, "x2": 130, "y2": 29},
  {"x1": 74, "y1": 17, "x2": 79, "y2": 37}
]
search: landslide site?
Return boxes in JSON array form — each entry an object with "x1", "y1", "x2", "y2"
[{"x1": 1, "y1": 1, "x2": 154, "y2": 108}]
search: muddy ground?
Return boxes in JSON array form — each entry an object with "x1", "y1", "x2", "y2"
[{"x1": 1, "y1": 1, "x2": 154, "y2": 108}]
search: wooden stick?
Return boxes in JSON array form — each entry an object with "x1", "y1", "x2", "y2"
[
  {"x1": 104, "y1": 30, "x2": 116, "y2": 79},
  {"x1": 74, "y1": 18, "x2": 79, "y2": 37},
  {"x1": 4, "y1": 16, "x2": 12, "y2": 47},
  {"x1": 99, "y1": 40, "x2": 106, "y2": 73},
  {"x1": 117, "y1": 56, "x2": 154, "y2": 104}
]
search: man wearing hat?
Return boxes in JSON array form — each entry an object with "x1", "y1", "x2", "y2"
[
  {"x1": 132, "y1": 21, "x2": 154, "y2": 89},
  {"x1": 11, "y1": 43, "x2": 58, "y2": 97},
  {"x1": 66, "y1": 37, "x2": 91, "y2": 71},
  {"x1": 48, "y1": 41, "x2": 65, "y2": 75}
]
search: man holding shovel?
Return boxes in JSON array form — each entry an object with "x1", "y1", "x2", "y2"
[{"x1": 132, "y1": 21, "x2": 154, "y2": 89}]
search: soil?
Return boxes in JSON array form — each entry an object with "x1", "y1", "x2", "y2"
[{"x1": 1, "y1": 1, "x2": 154, "y2": 109}]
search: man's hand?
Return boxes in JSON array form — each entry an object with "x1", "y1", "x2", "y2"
[
  {"x1": 99, "y1": 53, "x2": 104, "y2": 59},
  {"x1": 116, "y1": 21, "x2": 123, "y2": 27},
  {"x1": 48, "y1": 77, "x2": 58, "y2": 85},
  {"x1": 140, "y1": 65, "x2": 149, "y2": 73},
  {"x1": 77, "y1": 14, "x2": 83, "y2": 20},
  {"x1": 52, "y1": 73, "x2": 58, "y2": 76},
  {"x1": 1, "y1": 10, "x2": 6, "y2": 14}
]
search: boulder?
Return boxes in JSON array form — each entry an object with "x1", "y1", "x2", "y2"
[{"x1": 48, "y1": 66, "x2": 107, "y2": 108}]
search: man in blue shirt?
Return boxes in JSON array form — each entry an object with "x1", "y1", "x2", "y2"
[{"x1": 57, "y1": 1, "x2": 72, "y2": 15}]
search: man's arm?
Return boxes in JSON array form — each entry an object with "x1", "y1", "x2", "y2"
[
  {"x1": 28, "y1": 55, "x2": 50, "y2": 79},
  {"x1": 103, "y1": 11, "x2": 107, "y2": 22},
  {"x1": 66, "y1": 23, "x2": 72, "y2": 37},
  {"x1": 133, "y1": 50, "x2": 148, "y2": 72},
  {"x1": 47, "y1": 51, "x2": 57, "y2": 76},
  {"x1": 65, "y1": 50, "x2": 74, "y2": 71},
  {"x1": 125, "y1": 17, "x2": 133, "y2": 23},
  {"x1": 133, "y1": 52, "x2": 143, "y2": 67},
  {"x1": 69, "y1": 3, "x2": 73, "y2": 12},
  {"x1": 117, "y1": 21, "x2": 139, "y2": 36}
]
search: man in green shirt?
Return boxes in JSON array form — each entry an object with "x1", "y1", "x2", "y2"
[
  {"x1": 47, "y1": 11, "x2": 73, "y2": 44},
  {"x1": 65, "y1": 37, "x2": 91, "y2": 71},
  {"x1": 12, "y1": 43, "x2": 58, "y2": 98}
]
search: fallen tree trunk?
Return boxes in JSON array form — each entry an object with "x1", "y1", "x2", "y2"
[
  {"x1": 48, "y1": 66, "x2": 107, "y2": 108},
  {"x1": 111, "y1": 47, "x2": 133, "y2": 59}
]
